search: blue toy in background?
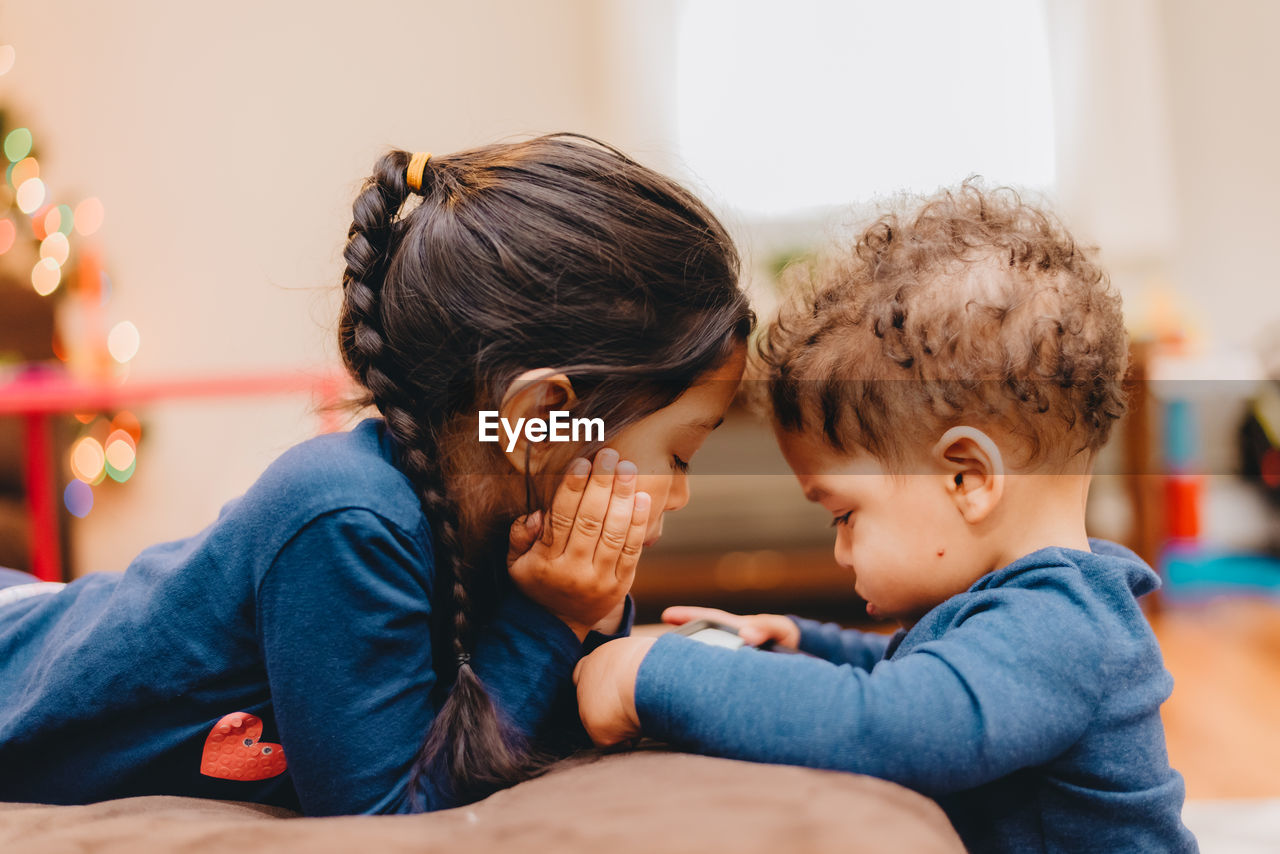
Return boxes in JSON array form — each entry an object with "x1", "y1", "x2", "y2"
[{"x1": 1162, "y1": 546, "x2": 1280, "y2": 599}]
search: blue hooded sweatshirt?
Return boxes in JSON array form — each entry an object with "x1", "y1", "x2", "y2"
[{"x1": 634, "y1": 540, "x2": 1198, "y2": 852}]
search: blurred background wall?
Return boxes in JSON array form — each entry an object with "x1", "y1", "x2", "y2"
[{"x1": 0, "y1": 0, "x2": 1277, "y2": 593}]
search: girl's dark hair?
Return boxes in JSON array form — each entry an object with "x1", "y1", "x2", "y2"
[{"x1": 337, "y1": 133, "x2": 753, "y2": 805}]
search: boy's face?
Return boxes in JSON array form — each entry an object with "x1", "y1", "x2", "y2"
[{"x1": 775, "y1": 428, "x2": 985, "y2": 628}]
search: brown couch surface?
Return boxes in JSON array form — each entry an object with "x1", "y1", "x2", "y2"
[{"x1": 0, "y1": 749, "x2": 964, "y2": 853}]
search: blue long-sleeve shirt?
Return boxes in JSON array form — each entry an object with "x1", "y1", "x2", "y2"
[
  {"x1": 0, "y1": 417, "x2": 630, "y2": 815},
  {"x1": 635, "y1": 540, "x2": 1198, "y2": 853}
]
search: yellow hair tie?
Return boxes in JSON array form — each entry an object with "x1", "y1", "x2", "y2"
[{"x1": 406, "y1": 151, "x2": 432, "y2": 192}]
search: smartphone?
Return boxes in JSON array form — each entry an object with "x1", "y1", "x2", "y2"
[{"x1": 672, "y1": 618, "x2": 807, "y2": 655}]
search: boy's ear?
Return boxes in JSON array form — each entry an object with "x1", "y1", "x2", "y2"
[
  {"x1": 497, "y1": 369, "x2": 578, "y2": 474},
  {"x1": 932, "y1": 426, "x2": 1004, "y2": 524}
]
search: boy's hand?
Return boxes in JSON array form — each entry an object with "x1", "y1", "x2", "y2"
[
  {"x1": 573, "y1": 636, "x2": 656, "y2": 747},
  {"x1": 662, "y1": 605, "x2": 801, "y2": 649},
  {"x1": 507, "y1": 449, "x2": 650, "y2": 641}
]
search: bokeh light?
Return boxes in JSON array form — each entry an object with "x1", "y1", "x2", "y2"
[
  {"x1": 70, "y1": 436, "x2": 105, "y2": 483},
  {"x1": 105, "y1": 437, "x2": 137, "y2": 483},
  {"x1": 110, "y1": 410, "x2": 142, "y2": 442},
  {"x1": 0, "y1": 46, "x2": 15, "y2": 77},
  {"x1": 73, "y1": 412, "x2": 96, "y2": 424},
  {"x1": 63, "y1": 480, "x2": 93, "y2": 518},
  {"x1": 44, "y1": 203, "x2": 73, "y2": 236},
  {"x1": 16, "y1": 177, "x2": 46, "y2": 213},
  {"x1": 107, "y1": 320, "x2": 140, "y2": 363},
  {"x1": 104, "y1": 429, "x2": 137, "y2": 470},
  {"x1": 106, "y1": 456, "x2": 136, "y2": 483},
  {"x1": 39, "y1": 231, "x2": 70, "y2": 265},
  {"x1": 4, "y1": 127, "x2": 32, "y2": 162},
  {"x1": 74, "y1": 197, "x2": 104, "y2": 235},
  {"x1": 31, "y1": 257, "x2": 61, "y2": 295},
  {"x1": 30, "y1": 207, "x2": 49, "y2": 240},
  {"x1": 0, "y1": 218, "x2": 14, "y2": 255},
  {"x1": 11, "y1": 157, "x2": 39, "y2": 186}
]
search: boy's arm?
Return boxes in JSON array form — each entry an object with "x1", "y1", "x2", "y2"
[
  {"x1": 632, "y1": 591, "x2": 1105, "y2": 797},
  {"x1": 787, "y1": 615, "x2": 894, "y2": 670}
]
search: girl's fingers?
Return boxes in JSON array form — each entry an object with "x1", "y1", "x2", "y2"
[
  {"x1": 505, "y1": 511, "x2": 543, "y2": 568},
  {"x1": 543, "y1": 457, "x2": 592, "y2": 557},
  {"x1": 565, "y1": 448, "x2": 620, "y2": 564},
  {"x1": 613, "y1": 491, "x2": 650, "y2": 586},
  {"x1": 593, "y1": 460, "x2": 638, "y2": 569}
]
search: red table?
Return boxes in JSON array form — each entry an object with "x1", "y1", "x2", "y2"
[{"x1": 0, "y1": 368, "x2": 348, "y2": 581}]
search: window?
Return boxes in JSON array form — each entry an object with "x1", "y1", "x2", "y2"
[{"x1": 675, "y1": 0, "x2": 1057, "y2": 217}]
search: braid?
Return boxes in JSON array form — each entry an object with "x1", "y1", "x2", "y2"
[
  {"x1": 338, "y1": 149, "x2": 535, "y2": 806},
  {"x1": 385, "y1": 401, "x2": 529, "y2": 804},
  {"x1": 387, "y1": 415, "x2": 480, "y2": 672},
  {"x1": 338, "y1": 149, "x2": 408, "y2": 394}
]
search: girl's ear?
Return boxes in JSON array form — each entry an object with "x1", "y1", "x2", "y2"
[
  {"x1": 497, "y1": 369, "x2": 579, "y2": 474},
  {"x1": 932, "y1": 426, "x2": 1004, "y2": 524}
]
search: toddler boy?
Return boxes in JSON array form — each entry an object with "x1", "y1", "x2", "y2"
[{"x1": 574, "y1": 184, "x2": 1198, "y2": 853}]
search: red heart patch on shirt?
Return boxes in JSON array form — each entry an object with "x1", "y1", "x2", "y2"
[{"x1": 200, "y1": 712, "x2": 288, "y2": 781}]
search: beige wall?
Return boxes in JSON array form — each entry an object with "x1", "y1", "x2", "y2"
[
  {"x1": 1161, "y1": 0, "x2": 1280, "y2": 354},
  {"x1": 1045, "y1": 0, "x2": 1280, "y2": 357}
]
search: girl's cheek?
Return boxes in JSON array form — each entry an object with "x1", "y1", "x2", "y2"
[
  {"x1": 634, "y1": 472, "x2": 664, "y2": 499},
  {"x1": 640, "y1": 470, "x2": 678, "y2": 500}
]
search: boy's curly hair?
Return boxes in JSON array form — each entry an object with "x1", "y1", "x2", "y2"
[{"x1": 757, "y1": 181, "x2": 1129, "y2": 470}]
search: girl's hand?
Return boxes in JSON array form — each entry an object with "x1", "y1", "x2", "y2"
[
  {"x1": 507, "y1": 449, "x2": 650, "y2": 641},
  {"x1": 572, "y1": 636, "x2": 655, "y2": 746},
  {"x1": 507, "y1": 512, "x2": 630, "y2": 636},
  {"x1": 662, "y1": 605, "x2": 801, "y2": 649}
]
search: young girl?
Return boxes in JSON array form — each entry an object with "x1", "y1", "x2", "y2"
[{"x1": 0, "y1": 134, "x2": 753, "y2": 815}]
